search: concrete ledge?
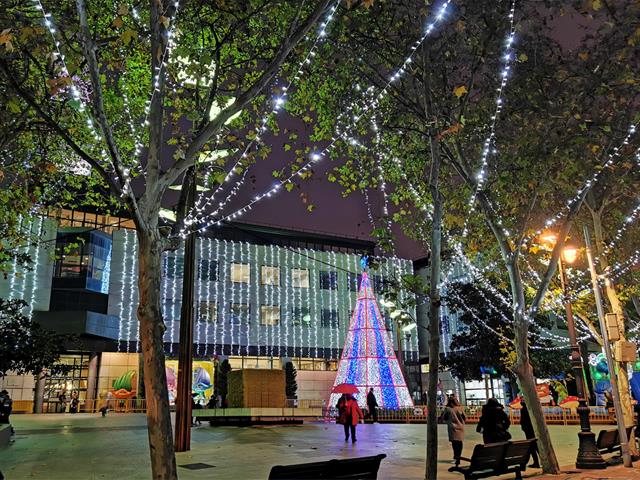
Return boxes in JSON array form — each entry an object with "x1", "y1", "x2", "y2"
[{"x1": 194, "y1": 407, "x2": 322, "y2": 418}]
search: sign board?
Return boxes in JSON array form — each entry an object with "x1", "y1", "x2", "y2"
[{"x1": 606, "y1": 313, "x2": 621, "y2": 341}]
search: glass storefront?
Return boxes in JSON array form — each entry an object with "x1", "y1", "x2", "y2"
[{"x1": 43, "y1": 353, "x2": 90, "y2": 412}]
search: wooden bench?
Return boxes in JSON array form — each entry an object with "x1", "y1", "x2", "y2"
[
  {"x1": 268, "y1": 454, "x2": 386, "y2": 479},
  {"x1": 454, "y1": 439, "x2": 535, "y2": 480},
  {"x1": 597, "y1": 426, "x2": 634, "y2": 458}
]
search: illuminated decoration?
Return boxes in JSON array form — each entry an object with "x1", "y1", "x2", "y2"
[
  {"x1": 111, "y1": 370, "x2": 137, "y2": 399},
  {"x1": 588, "y1": 353, "x2": 612, "y2": 406},
  {"x1": 330, "y1": 271, "x2": 413, "y2": 409}
]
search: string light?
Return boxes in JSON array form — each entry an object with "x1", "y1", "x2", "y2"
[
  {"x1": 522, "y1": 123, "x2": 638, "y2": 248},
  {"x1": 461, "y1": 0, "x2": 518, "y2": 240},
  {"x1": 182, "y1": 1, "x2": 341, "y2": 233},
  {"x1": 190, "y1": 1, "x2": 452, "y2": 233}
]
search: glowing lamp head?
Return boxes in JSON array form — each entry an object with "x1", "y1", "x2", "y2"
[{"x1": 562, "y1": 246, "x2": 578, "y2": 264}]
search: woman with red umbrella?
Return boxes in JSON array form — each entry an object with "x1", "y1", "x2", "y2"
[{"x1": 332, "y1": 383, "x2": 364, "y2": 443}]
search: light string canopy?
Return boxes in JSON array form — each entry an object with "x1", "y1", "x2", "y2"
[
  {"x1": 461, "y1": 0, "x2": 518, "y2": 240},
  {"x1": 188, "y1": 0, "x2": 452, "y2": 234},
  {"x1": 521, "y1": 122, "x2": 638, "y2": 249},
  {"x1": 180, "y1": 1, "x2": 340, "y2": 236}
]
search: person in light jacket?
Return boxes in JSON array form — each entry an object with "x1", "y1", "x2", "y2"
[{"x1": 442, "y1": 395, "x2": 466, "y2": 470}]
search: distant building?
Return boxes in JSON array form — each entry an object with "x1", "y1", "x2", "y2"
[{"x1": 0, "y1": 210, "x2": 417, "y2": 411}]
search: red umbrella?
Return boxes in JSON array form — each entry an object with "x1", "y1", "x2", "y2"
[{"x1": 331, "y1": 383, "x2": 359, "y2": 394}]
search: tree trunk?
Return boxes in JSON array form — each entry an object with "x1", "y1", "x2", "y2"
[
  {"x1": 33, "y1": 371, "x2": 45, "y2": 413},
  {"x1": 590, "y1": 208, "x2": 634, "y2": 429},
  {"x1": 426, "y1": 138, "x2": 443, "y2": 480},
  {"x1": 509, "y1": 264, "x2": 560, "y2": 474},
  {"x1": 137, "y1": 229, "x2": 177, "y2": 480}
]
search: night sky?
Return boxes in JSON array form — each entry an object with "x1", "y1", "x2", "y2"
[{"x1": 184, "y1": 6, "x2": 588, "y2": 261}]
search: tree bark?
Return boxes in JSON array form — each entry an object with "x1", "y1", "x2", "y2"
[
  {"x1": 137, "y1": 229, "x2": 177, "y2": 480},
  {"x1": 508, "y1": 263, "x2": 560, "y2": 474},
  {"x1": 590, "y1": 208, "x2": 634, "y2": 429},
  {"x1": 426, "y1": 137, "x2": 443, "y2": 480}
]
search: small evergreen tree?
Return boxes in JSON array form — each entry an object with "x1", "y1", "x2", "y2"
[{"x1": 284, "y1": 362, "x2": 298, "y2": 399}]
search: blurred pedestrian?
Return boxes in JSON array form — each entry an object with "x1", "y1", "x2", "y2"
[
  {"x1": 519, "y1": 401, "x2": 540, "y2": 468},
  {"x1": 366, "y1": 388, "x2": 379, "y2": 423},
  {"x1": 343, "y1": 394, "x2": 364, "y2": 443},
  {"x1": 476, "y1": 398, "x2": 511, "y2": 444},
  {"x1": 443, "y1": 395, "x2": 466, "y2": 470},
  {"x1": 0, "y1": 390, "x2": 12, "y2": 424}
]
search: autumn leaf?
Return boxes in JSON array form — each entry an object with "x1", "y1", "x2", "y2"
[
  {"x1": 0, "y1": 29, "x2": 14, "y2": 52},
  {"x1": 118, "y1": 4, "x2": 129, "y2": 16},
  {"x1": 113, "y1": 17, "x2": 124, "y2": 29},
  {"x1": 436, "y1": 123, "x2": 463, "y2": 140},
  {"x1": 591, "y1": 0, "x2": 602, "y2": 11},
  {"x1": 518, "y1": 53, "x2": 528, "y2": 62},
  {"x1": 307, "y1": 204, "x2": 315, "y2": 212},
  {"x1": 362, "y1": 0, "x2": 375, "y2": 8},
  {"x1": 578, "y1": 52, "x2": 589, "y2": 61},
  {"x1": 453, "y1": 85, "x2": 468, "y2": 98},
  {"x1": 121, "y1": 29, "x2": 136, "y2": 45},
  {"x1": 285, "y1": 183, "x2": 294, "y2": 192},
  {"x1": 160, "y1": 16, "x2": 170, "y2": 29}
]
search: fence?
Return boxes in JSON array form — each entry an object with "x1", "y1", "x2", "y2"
[{"x1": 10, "y1": 399, "x2": 619, "y2": 425}]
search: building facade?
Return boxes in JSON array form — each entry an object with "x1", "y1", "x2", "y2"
[{"x1": 0, "y1": 213, "x2": 418, "y2": 410}]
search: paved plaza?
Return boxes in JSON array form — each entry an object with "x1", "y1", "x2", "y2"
[{"x1": 1, "y1": 414, "x2": 640, "y2": 479}]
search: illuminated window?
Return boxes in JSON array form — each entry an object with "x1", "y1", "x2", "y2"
[
  {"x1": 261, "y1": 265, "x2": 280, "y2": 286},
  {"x1": 230, "y1": 263, "x2": 250, "y2": 283},
  {"x1": 291, "y1": 268, "x2": 310, "y2": 288},
  {"x1": 260, "y1": 305, "x2": 280, "y2": 326}
]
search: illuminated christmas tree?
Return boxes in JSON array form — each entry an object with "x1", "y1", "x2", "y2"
[{"x1": 329, "y1": 266, "x2": 414, "y2": 409}]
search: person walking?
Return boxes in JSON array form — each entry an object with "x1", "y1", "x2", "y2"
[
  {"x1": 442, "y1": 395, "x2": 466, "y2": 470},
  {"x1": 519, "y1": 401, "x2": 540, "y2": 468},
  {"x1": 0, "y1": 390, "x2": 12, "y2": 424},
  {"x1": 476, "y1": 397, "x2": 511, "y2": 444},
  {"x1": 366, "y1": 388, "x2": 379, "y2": 423},
  {"x1": 343, "y1": 394, "x2": 364, "y2": 443}
]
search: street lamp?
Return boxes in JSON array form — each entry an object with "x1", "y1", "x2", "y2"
[{"x1": 540, "y1": 233, "x2": 606, "y2": 469}]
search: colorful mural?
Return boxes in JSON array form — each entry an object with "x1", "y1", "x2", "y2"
[
  {"x1": 111, "y1": 370, "x2": 137, "y2": 399},
  {"x1": 165, "y1": 360, "x2": 214, "y2": 405}
]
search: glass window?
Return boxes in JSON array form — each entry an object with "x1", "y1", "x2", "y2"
[
  {"x1": 230, "y1": 303, "x2": 250, "y2": 323},
  {"x1": 198, "y1": 301, "x2": 217, "y2": 323},
  {"x1": 199, "y1": 259, "x2": 218, "y2": 281},
  {"x1": 166, "y1": 256, "x2": 184, "y2": 278},
  {"x1": 230, "y1": 263, "x2": 250, "y2": 283},
  {"x1": 373, "y1": 275, "x2": 386, "y2": 294},
  {"x1": 321, "y1": 309, "x2": 339, "y2": 328},
  {"x1": 319, "y1": 271, "x2": 338, "y2": 290},
  {"x1": 261, "y1": 266, "x2": 280, "y2": 286},
  {"x1": 260, "y1": 305, "x2": 280, "y2": 326},
  {"x1": 292, "y1": 307, "x2": 311, "y2": 326},
  {"x1": 291, "y1": 268, "x2": 310, "y2": 288},
  {"x1": 348, "y1": 273, "x2": 363, "y2": 292}
]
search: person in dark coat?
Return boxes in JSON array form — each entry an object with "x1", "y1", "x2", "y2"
[
  {"x1": 336, "y1": 394, "x2": 348, "y2": 427},
  {"x1": 519, "y1": 401, "x2": 540, "y2": 468},
  {"x1": 476, "y1": 398, "x2": 511, "y2": 444},
  {"x1": 0, "y1": 391, "x2": 12, "y2": 424},
  {"x1": 343, "y1": 394, "x2": 364, "y2": 443},
  {"x1": 443, "y1": 395, "x2": 466, "y2": 470},
  {"x1": 366, "y1": 388, "x2": 379, "y2": 423}
]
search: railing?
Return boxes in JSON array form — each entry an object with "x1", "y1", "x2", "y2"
[
  {"x1": 324, "y1": 405, "x2": 617, "y2": 425},
  {"x1": 9, "y1": 399, "x2": 619, "y2": 425}
]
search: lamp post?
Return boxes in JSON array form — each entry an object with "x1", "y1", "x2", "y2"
[{"x1": 540, "y1": 234, "x2": 606, "y2": 469}]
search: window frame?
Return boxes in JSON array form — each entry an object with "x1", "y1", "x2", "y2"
[
  {"x1": 291, "y1": 268, "x2": 310, "y2": 288},
  {"x1": 260, "y1": 305, "x2": 281, "y2": 326},
  {"x1": 260, "y1": 265, "x2": 280, "y2": 286},
  {"x1": 230, "y1": 263, "x2": 251, "y2": 284}
]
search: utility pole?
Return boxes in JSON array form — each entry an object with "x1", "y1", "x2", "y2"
[
  {"x1": 175, "y1": 172, "x2": 196, "y2": 452},
  {"x1": 584, "y1": 225, "x2": 632, "y2": 468}
]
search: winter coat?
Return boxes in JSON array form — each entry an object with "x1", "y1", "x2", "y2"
[
  {"x1": 476, "y1": 405, "x2": 511, "y2": 443},
  {"x1": 367, "y1": 391, "x2": 378, "y2": 409},
  {"x1": 344, "y1": 399, "x2": 364, "y2": 426},
  {"x1": 336, "y1": 398, "x2": 348, "y2": 424},
  {"x1": 519, "y1": 404, "x2": 535, "y2": 439},
  {"x1": 443, "y1": 406, "x2": 466, "y2": 442}
]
